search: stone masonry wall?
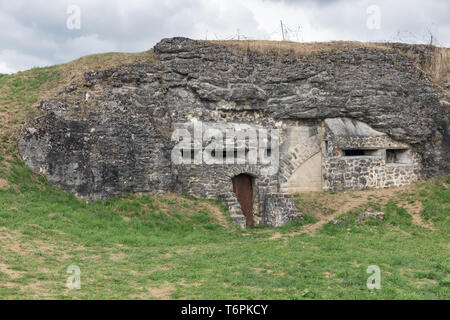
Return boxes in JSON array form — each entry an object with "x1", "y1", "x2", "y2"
[
  {"x1": 323, "y1": 127, "x2": 421, "y2": 190},
  {"x1": 264, "y1": 193, "x2": 303, "y2": 227}
]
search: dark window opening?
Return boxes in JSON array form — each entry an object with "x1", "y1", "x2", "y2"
[
  {"x1": 342, "y1": 149, "x2": 379, "y2": 157},
  {"x1": 181, "y1": 149, "x2": 195, "y2": 160},
  {"x1": 211, "y1": 150, "x2": 222, "y2": 158},
  {"x1": 211, "y1": 150, "x2": 240, "y2": 158},
  {"x1": 185, "y1": 148, "x2": 272, "y2": 162},
  {"x1": 210, "y1": 149, "x2": 258, "y2": 160},
  {"x1": 386, "y1": 149, "x2": 410, "y2": 164},
  {"x1": 344, "y1": 149, "x2": 365, "y2": 156}
]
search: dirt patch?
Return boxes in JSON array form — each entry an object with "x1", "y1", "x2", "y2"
[
  {"x1": 323, "y1": 271, "x2": 336, "y2": 279},
  {"x1": 0, "y1": 228, "x2": 24, "y2": 254},
  {"x1": 120, "y1": 215, "x2": 131, "y2": 222},
  {"x1": 0, "y1": 263, "x2": 25, "y2": 280},
  {"x1": 2, "y1": 282, "x2": 17, "y2": 288},
  {"x1": 291, "y1": 184, "x2": 423, "y2": 236},
  {"x1": 292, "y1": 190, "x2": 370, "y2": 236},
  {"x1": 0, "y1": 177, "x2": 8, "y2": 189},
  {"x1": 27, "y1": 240, "x2": 74, "y2": 259},
  {"x1": 202, "y1": 202, "x2": 229, "y2": 227},
  {"x1": 109, "y1": 251, "x2": 127, "y2": 261},
  {"x1": 352, "y1": 261, "x2": 361, "y2": 268},
  {"x1": 179, "y1": 279, "x2": 202, "y2": 288},
  {"x1": 132, "y1": 283, "x2": 175, "y2": 299},
  {"x1": 0, "y1": 226, "x2": 82, "y2": 259},
  {"x1": 268, "y1": 232, "x2": 282, "y2": 240},
  {"x1": 415, "y1": 278, "x2": 438, "y2": 287},
  {"x1": 153, "y1": 193, "x2": 229, "y2": 228},
  {"x1": 398, "y1": 201, "x2": 423, "y2": 215},
  {"x1": 252, "y1": 267, "x2": 285, "y2": 276},
  {"x1": 398, "y1": 201, "x2": 434, "y2": 229},
  {"x1": 150, "y1": 266, "x2": 170, "y2": 272},
  {"x1": 21, "y1": 281, "x2": 55, "y2": 298},
  {"x1": 0, "y1": 280, "x2": 54, "y2": 299}
]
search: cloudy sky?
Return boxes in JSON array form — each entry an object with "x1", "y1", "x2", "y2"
[{"x1": 0, "y1": 0, "x2": 448, "y2": 73}]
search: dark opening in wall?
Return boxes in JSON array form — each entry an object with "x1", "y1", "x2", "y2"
[
  {"x1": 386, "y1": 149, "x2": 410, "y2": 164},
  {"x1": 183, "y1": 147, "x2": 272, "y2": 163},
  {"x1": 232, "y1": 174, "x2": 254, "y2": 227},
  {"x1": 209, "y1": 149, "x2": 269, "y2": 160},
  {"x1": 211, "y1": 150, "x2": 240, "y2": 159},
  {"x1": 342, "y1": 149, "x2": 379, "y2": 156},
  {"x1": 181, "y1": 149, "x2": 195, "y2": 160}
]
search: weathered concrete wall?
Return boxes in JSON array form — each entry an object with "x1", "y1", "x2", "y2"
[
  {"x1": 279, "y1": 124, "x2": 322, "y2": 192},
  {"x1": 18, "y1": 37, "x2": 449, "y2": 227},
  {"x1": 284, "y1": 152, "x2": 322, "y2": 193}
]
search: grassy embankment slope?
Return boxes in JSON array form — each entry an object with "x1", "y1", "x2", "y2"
[{"x1": 0, "y1": 44, "x2": 448, "y2": 299}]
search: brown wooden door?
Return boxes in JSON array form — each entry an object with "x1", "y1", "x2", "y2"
[{"x1": 232, "y1": 174, "x2": 254, "y2": 227}]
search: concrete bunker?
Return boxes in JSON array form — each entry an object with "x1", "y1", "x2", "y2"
[{"x1": 17, "y1": 38, "x2": 445, "y2": 229}]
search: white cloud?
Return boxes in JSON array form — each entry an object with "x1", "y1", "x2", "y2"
[
  {"x1": 0, "y1": 0, "x2": 448, "y2": 73},
  {"x1": 54, "y1": 34, "x2": 118, "y2": 61},
  {"x1": 0, "y1": 61, "x2": 15, "y2": 74},
  {"x1": 248, "y1": 0, "x2": 450, "y2": 43},
  {"x1": 0, "y1": 49, "x2": 53, "y2": 73}
]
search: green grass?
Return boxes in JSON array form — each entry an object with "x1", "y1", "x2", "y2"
[
  {"x1": 0, "y1": 66, "x2": 61, "y2": 121},
  {"x1": 0, "y1": 156, "x2": 448, "y2": 299}
]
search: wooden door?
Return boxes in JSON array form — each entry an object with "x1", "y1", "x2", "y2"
[{"x1": 232, "y1": 174, "x2": 254, "y2": 227}]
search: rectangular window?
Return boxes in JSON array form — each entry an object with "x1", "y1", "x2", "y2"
[
  {"x1": 386, "y1": 149, "x2": 410, "y2": 164},
  {"x1": 181, "y1": 149, "x2": 196, "y2": 160},
  {"x1": 210, "y1": 150, "x2": 244, "y2": 159},
  {"x1": 342, "y1": 149, "x2": 379, "y2": 157}
]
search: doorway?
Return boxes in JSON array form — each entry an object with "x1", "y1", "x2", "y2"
[{"x1": 232, "y1": 174, "x2": 254, "y2": 227}]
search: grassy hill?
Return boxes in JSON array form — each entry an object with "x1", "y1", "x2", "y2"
[{"x1": 0, "y1": 50, "x2": 449, "y2": 299}]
